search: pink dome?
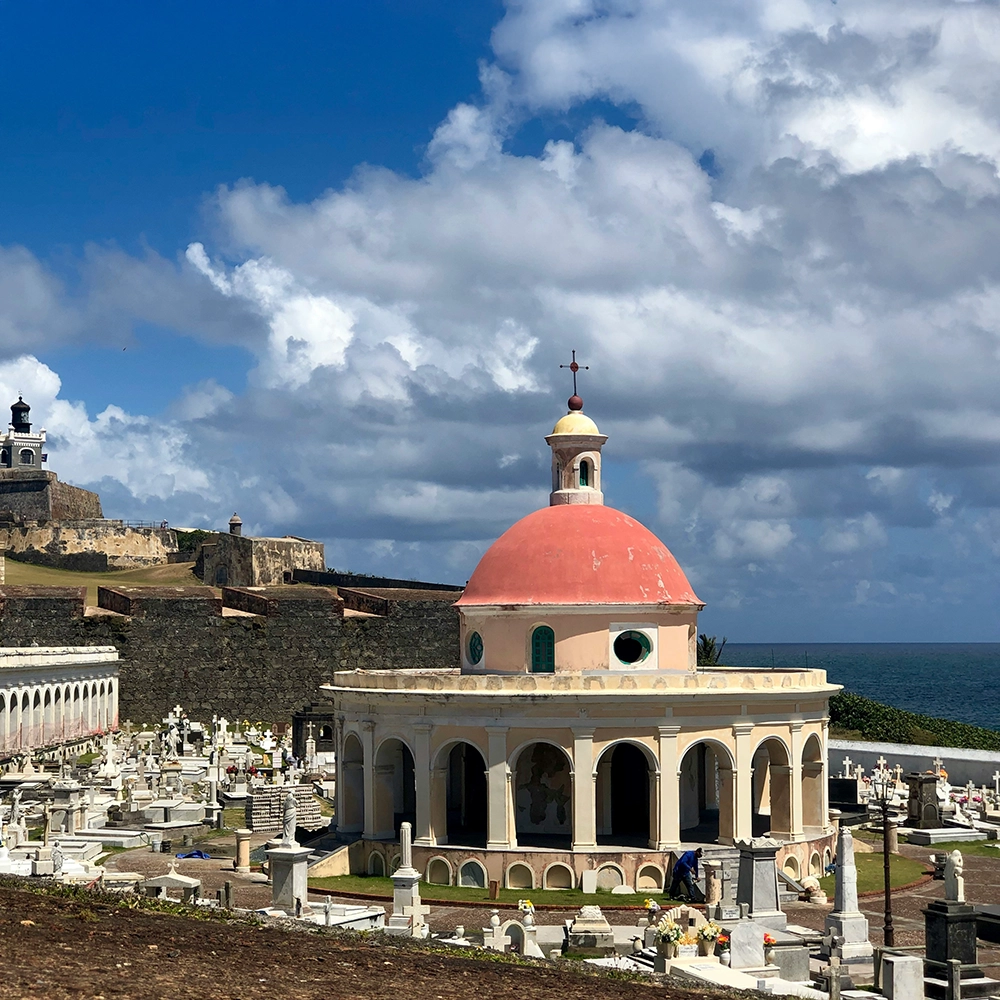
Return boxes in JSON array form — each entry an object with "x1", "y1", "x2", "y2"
[{"x1": 456, "y1": 504, "x2": 702, "y2": 608}]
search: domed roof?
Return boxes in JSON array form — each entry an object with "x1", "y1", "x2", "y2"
[
  {"x1": 551, "y1": 411, "x2": 601, "y2": 436},
  {"x1": 457, "y1": 504, "x2": 702, "y2": 607}
]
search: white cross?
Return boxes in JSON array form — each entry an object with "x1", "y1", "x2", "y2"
[
  {"x1": 856, "y1": 765, "x2": 865, "y2": 780},
  {"x1": 894, "y1": 764, "x2": 904, "y2": 783},
  {"x1": 933, "y1": 756, "x2": 944, "y2": 771},
  {"x1": 993, "y1": 771, "x2": 1000, "y2": 795},
  {"x1": 876, "y1": 756, "x2": 887, "y2": 769},
  {"x1": 842, "y1": 756, "x2": 853, "y2": 778}
]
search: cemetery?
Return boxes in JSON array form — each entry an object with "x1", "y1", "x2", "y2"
[{"x1": 1, "y1": 397, "x2": 1000, "y2": 999}]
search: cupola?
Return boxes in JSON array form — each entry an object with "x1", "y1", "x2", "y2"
[
  {"x1": 10, "y1": 397, "x2": 30, "y2": 434},
  {"x1": 545, "y1": 394, "x2": 607, "y2": 505}
]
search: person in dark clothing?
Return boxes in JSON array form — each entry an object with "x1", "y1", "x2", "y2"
[{"x1": 669, "y1": 847, "x2": 703, "y2": 899}]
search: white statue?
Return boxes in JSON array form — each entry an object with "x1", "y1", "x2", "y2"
[
  {"x1": 281, "y1": 790, "x2": 297, "y2": 846},
  {"x1": 944, "y1": 849, "x2": 965, "y2": 903},
  {"x1": 51, "y1": 840, "x2": 63, "y2": 875},
  {"x1": 10, "y1": 789, "x2": 22, "y2": 827}
]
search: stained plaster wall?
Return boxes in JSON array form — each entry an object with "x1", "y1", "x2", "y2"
[
  {"x1": 201, "y1": 534, "x2": 326, "y2": 587},
  {"x1": 0, "y1": 584, "x2": 460, "y2": 726}
]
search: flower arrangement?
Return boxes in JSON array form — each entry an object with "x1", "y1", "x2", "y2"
[
  {"x1": 643, "y1": 898, "x2": 660, "y2": 911},
  {"x1": 717, "y1": 934, "x2": 730, "y2": 951},
  {"x1": 654, "y1": 917, "x2": 682, "y2": 944},
  {"x1": 696, "y1": 921, "x2": 722, "y2": 943},
  {"x1": 517, "y1": 899, "x2": 534, "y2": 914},
  {"x1": 679, "y1": 933, "x2": 698, "y2": 947},
  {"x1": 763, "y1": 933, "x2": 777, "y2": 947}
]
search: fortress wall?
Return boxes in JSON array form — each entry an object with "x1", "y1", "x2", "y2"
[
  {"x1": 3, "y1": 522, "x2": 178, "y2": 571},
  {"x1": 0, "y1": 584, "x2": 460, "y2": 723},
  {"x1": 48, "y1": 479, "x2": 103, "y2": 519}
]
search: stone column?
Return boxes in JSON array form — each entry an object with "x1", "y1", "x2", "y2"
[
  {"x1": 485, "y1": 727, "x2": 510, "y2": 850},
  {"x1": 234, "y1": 828, "x2": 252, "y2": 873},
  {"x1": 823, "y1": 827, "x2": 873, "y2": 963},
  {"x1": 657, "y1": 726, "x2": 681, "y2": 849},
  {"x1": 732, "y1": 723, "x2": 754, "y2": 843},
  {"x1": 789, "y1": 723, "x2": 804, "y2": 839},
  {"x1": 413, "y1": 724, "x2": 433, "y2": 846},
  {"x1": 361, "y1": 721, "x2": 376, "y2": 840},
  {"x1": 430, "y1": 762, "x2": 449, "y2": 844},
  {"x1": 821, "y1": 720, "x2": 831, "y2": 829},
  {"x1": 571, "y1": 728, "x2": 596, "y2": 850},
  {"x1": 334, "y1": 716, "x2": 346, "y2": 831}
]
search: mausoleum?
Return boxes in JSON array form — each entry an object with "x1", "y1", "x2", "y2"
[{"x1": 325, "y1": 392, "x2": 839, "y2": 890}]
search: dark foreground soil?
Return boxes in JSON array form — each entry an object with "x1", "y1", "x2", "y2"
[{"x1": 0, "y1": 884, "x2": 723, "y2": 1000}]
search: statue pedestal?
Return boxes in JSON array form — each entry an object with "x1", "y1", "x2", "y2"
[
  {"x1": 266, "y1": 844, "x2": 311, "y2": 915},
  {"x1": 924, "y1": 900, "x2": 1000, "y2": 999},
  {"x1": 386, "y1": 865, "x2": 429, "y2": 937}
]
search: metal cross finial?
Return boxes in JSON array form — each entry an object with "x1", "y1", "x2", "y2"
[{"x1": 559, "y1": 350, "x2": 589, "y2": 396}]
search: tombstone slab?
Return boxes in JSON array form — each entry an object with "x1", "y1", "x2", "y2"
[
  {"x1": 728, "y1": 921, "x2": 765, "y2": 970},
  {"x1": 881, "y1": 954, "x2": 923, "y2": 1000}
]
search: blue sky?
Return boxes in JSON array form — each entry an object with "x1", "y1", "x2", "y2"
[{"x1": 5, "y1": 0, "x2": 1000, "y2": 642}]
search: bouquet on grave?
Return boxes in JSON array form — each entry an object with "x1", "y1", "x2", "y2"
[
  {"x1": 680, "y1": 933, "x2": 698, "y2": 947},
  {"x1": 517, "y1": 899, "x2": 534, "y2": 914},
  {"x1": 717, "y1": 934, "x2": 731, "y2": 952},
  {"x1": 696, "y1": 921, "x2": 723, "y2": 943},
  {"x1": 643, "y1": 898, "x2": 661, "y2": 913},
  {"x1": 764, "y1": 933, "x2": 777, "y2": 947},
  {"x1": 654, "y1": 917, "x2": 682, "y2": 944}
]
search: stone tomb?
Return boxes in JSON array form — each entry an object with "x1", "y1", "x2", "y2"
[
  {"x1": 566, "y1": 905, "x2": 615, "y2": 956},
  {"x1": 735, "y1": 837, "x2": 787, "y2": 930}
]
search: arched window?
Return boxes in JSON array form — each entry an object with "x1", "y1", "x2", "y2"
[
  {"x1": 579, "y1": 460, "x2": 590, "y2": 487},
  {"x1": 0, "y1": 449, "x2": 9, "y2": 467},
  {"x1": 530, "y1": 625, "x2": 555, "y2": 673},
  {"x1": 19, "y1": 449, "x2": 33, "y2": 466}
]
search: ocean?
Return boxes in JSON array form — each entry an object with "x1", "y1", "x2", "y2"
[{"x1": 721, "y1": 643, "x2": 1000, "y2": 732}]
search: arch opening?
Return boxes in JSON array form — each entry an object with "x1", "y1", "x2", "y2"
[
  {"x1": 752, "y1": 738, "x2": 792, "y2": 839},
  {"x1": 595, "y1": 743, "x2": 652, "y2": 847},
  {"x1": 340, "y1": 733, "x2": 365, "y2": 834},
  {"x1": 679, "y1": 741, "x2": 735, "y2": 845},
  {"x1": 802, "y1": 734, "x2": 825, "y2": 832},
  {"x1": 373, "y1": 738, "x2": 416, "y2": 840},
  {"x1": 446, "y1": 742, "x2": 487, "y2": 848},
  {"x1": 530, "y1": 625, "x2": 555, "y2": 673},
  {"x1": 513, "y1": 742, "x2": 572, "y2": 849}
]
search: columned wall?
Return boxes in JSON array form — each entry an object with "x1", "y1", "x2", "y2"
[
  {"x1": 0, "y1": 646, "x2": 119, "y2": 753},
  {"x1": 337, "y1": 717, "x2": 830, "y2": 851}
]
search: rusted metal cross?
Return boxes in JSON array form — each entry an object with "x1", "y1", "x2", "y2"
[{"x1": 559, "y1": 350, "x2": 589, "y2": 395}]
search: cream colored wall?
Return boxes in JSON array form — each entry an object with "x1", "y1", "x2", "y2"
[{"x1": 460, "y1": 608, "x2": 699, "y2": 673}]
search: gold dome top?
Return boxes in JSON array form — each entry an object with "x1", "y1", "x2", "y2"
[{"x1": 551, "y1": 410, "x2": 601, "y2": 435}]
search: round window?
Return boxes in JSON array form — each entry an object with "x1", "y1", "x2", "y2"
[
  {"x1": 613, "y1": 630, "x2": 651, "y2": 664},
  {"x1": 467, "y1": 631, "x2": 484, "y2": 665}
]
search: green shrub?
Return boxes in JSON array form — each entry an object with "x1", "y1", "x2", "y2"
[{"x1": 830, "y1": 691, "x2": 1000, "y2": 751}]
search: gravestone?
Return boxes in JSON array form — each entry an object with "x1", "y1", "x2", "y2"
[
  {"x1": 728, "y1": 920, "x2": 765, "y2": 970},
  {"x1": 385, "y1": 822, "x2": 429, "y2": 938},
  {"x1": 735, "y1": 837, "x2": 787, "y2": 929},
  {"x1": 265, "y1": 792, "x2": 312, "y2": 916},
  {"x1": 923, "y1": 850, "x2": 1000, "y2": 998},
  {"x1": 566, "y1": 905, "x2": 615, "y2": 956},
  {"x1": 823, "y1": 827, "x2": 873, "y2": 964},
  {"x1": 881, "y1": 954, "x2": 923, "y2": 1000},
  {"x1": 907, "y1": 772, "x2": 940, "y2": 829}
]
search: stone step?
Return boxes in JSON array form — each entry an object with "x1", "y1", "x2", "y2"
[{"x1": 925, "y1": 976, "x2": 1000, "y2": 1000}]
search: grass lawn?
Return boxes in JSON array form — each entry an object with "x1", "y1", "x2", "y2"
[
  {"x1": 4, "y1": 559, "x2": 203, "y2": 606},
  {"x1": 901, "y1": 838, "x2": 1000, "y2": 859},
  {"x1": 820, "y1": 853, "x2": 927, "y2": 896},
  {"x1": 307, "y1": 874, "x2": 686, "y2": 908}
]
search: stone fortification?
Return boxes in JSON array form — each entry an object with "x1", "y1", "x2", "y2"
[
  {"x1": 0, "y1": 470, "x2": 102, "y2": 521},
  {"x1": 0, "y1": 584, "x2": 460, "y2": 724},
  {"x1": 201, "y1": 533, "x2": 325, "y2": 587},
  {"x1": 1, "y1": 520, "x2": 177, "y2": 571}
]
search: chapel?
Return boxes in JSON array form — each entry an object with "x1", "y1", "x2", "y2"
[{"x1": 325, "y1": 390, "x2": 839, "y2": 891}]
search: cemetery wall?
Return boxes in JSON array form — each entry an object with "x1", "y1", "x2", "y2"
[
  {"x1": 0, "y1": 584, "x2": 461, "y2": 724},
  {"x1": 830, "y1": 738, "x2": 1000, "y2": 787}
]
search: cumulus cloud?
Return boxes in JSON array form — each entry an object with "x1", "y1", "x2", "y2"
[{"x1": 11, "y1": 0, "x2": 1000, "y2": 637}]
